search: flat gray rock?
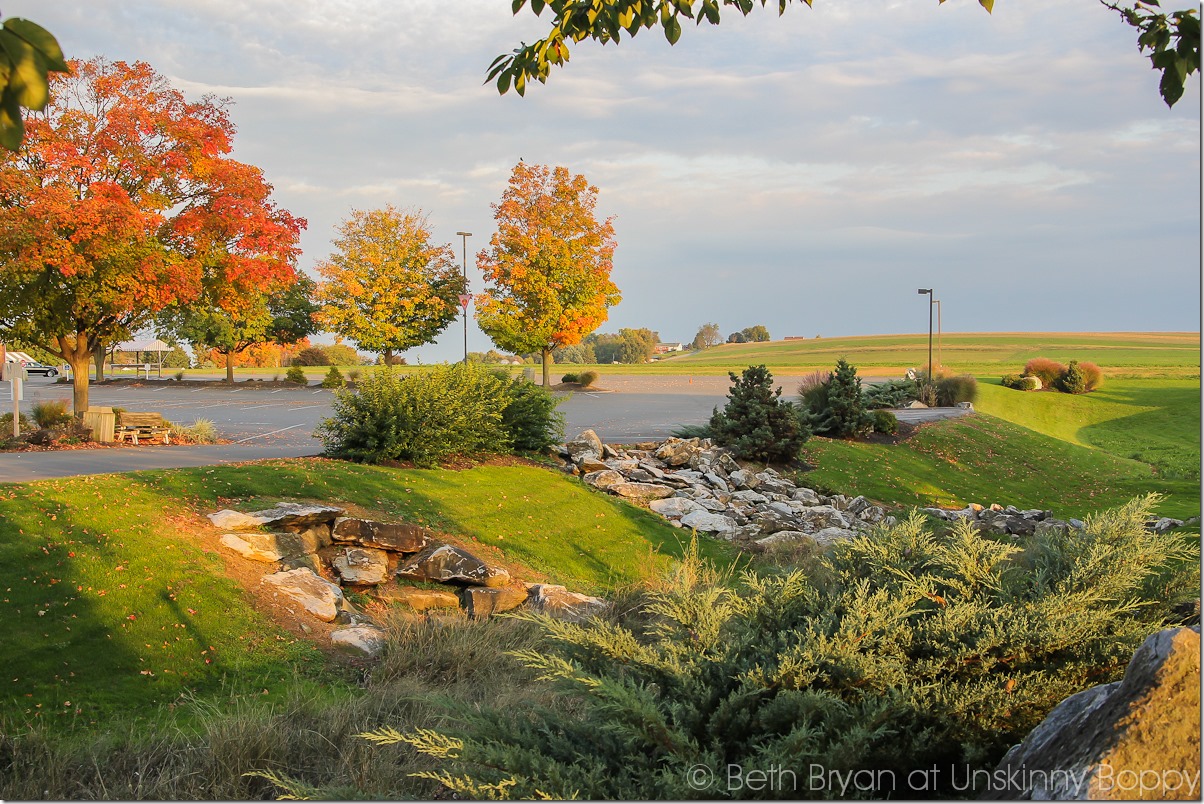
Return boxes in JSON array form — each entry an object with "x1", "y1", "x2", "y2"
[{"x1": 261, "y1": 567, "x2": 345, "y2": 622}]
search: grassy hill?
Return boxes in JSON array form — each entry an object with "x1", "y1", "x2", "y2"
[
  {"x1": 0, "y1": 459, "x2": 731, "y2": 729},
  {"x1": 642, "y1": 331, "x2": 1200, "y2": 378}
]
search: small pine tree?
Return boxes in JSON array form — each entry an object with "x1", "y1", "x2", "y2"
[
  {"x1": 321, "y1": 365, "x2": 345, "y2": 388},
  {"x1": 709, "y1": 365, "x2": 807, "y2": 463},
  {"x1": 1057, "y1": 360, "x2": 1088, "y2": 394},
  {"x1": 285, "y1": 366, "x2": 308, "y2": 385},
  {"x1": 808, "y1": 358, "x2": 872, "y2": 437}
]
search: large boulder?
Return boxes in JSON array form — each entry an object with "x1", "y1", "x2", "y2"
[
  {"x1": 208, "y1": 502, "x2": 345, "y2": 532},
  {"x1": 679, "y1": 510, "x2": 738, "y2": 536},
  {"x1": 649, "y1": 497, "x2": 705, "y2": 518},
  {"x1": 219, "y1": 530, "x2": 325, "y2": 563},
  {"x1": 654, "y1": 438, "x2": 698, "y2": 467},
  {"x1": 332, "y1": 518, "x2": 429, "y2": 552},
  {"x1": 795, "y1": 505, "x2": 853, "y2": 533},
  {"x1": 526, "y1": 584, "x2": 608, "y2": 622},
  {"x1": 791, "y1": 487, "x2": 822, "y2": 506},
  {"x1": 330, "y1": 625, "x2": 388, "y2": 658},
  {"x1": 461, "y1": 585, "x2": 529, "y2": 618},
  {"x1": 986, "y1": 626, "x2": 1201, "y2": 800},
  {"x1": 374, "y1": 585, "x2": 461, "y2": 611},
  {"x1": 608, "y1": 482, "x2": 674, "y2": 502},
  {"x1": 332, "y1": 546, "x2": 391, "y2": 585},
  {"x1": 261, "y1": 567, "x2": 345, "y2": 622},
  {"x1": 583, "y1": 469, "x2": 625, "y2": 490},
  {"x1": 396, "y1": 544, "x2": 510, "y2": 588},
  {"x1": 565, "y1": 429, "x2": 604, "y2": 462}
]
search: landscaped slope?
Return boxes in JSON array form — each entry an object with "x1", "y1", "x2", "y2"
[{"x1": 0, "y1": 458, "x2": 729, "y2": 727}]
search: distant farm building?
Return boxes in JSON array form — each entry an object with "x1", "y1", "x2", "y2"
[{"x1": 654, "y1": 342, "x2": 684, "y2": 354}]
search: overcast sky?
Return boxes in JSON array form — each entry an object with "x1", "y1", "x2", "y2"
[{"x1": 21, "y1": 0, "x2": 1202, "y2": 362}]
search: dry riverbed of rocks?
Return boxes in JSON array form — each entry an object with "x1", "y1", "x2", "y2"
[{"x1": 208, "y1": 502, "x2": 605, "y2": 658}]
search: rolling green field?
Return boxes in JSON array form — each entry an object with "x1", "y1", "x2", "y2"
[
  {"x1": 652, "y1": 331, "x2": 1199, "y2": 378},
  {"x1": 0, "y1": 460, "x2": 729, "y2": 729}
]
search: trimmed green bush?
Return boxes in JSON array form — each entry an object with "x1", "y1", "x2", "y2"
[
  {"x1": 285, "y1": 366, "x2": 308, "y2": 385},
  {"x1": 31, "y1": 399, "x2": 72, "y2": 429},
  {"x1": 936, "y1": 373, "x2": 978, "y2": 406},
  {"x1": 318, "y1": 364, "x2": 511, "y2": 467},
  {"x1": 321, "y1": 366, "x2": 345, "y2": 389},
  {"x1": 871, "y1": 409, "x2": 898, "y2": 435},
  {"x1": 577, "y1": 370, "x2": 598, "y2": 387},
  {"x1": 805, "y1": 358, "x2": 872, "y2": 438},
  {"x1": 560, "y1": 372, "x2": 579, "y2": 384},
  {"x1": 1023, "y1": 357, "x2": 1067, "y2": 388},
  {"x1": 498, "y1": 373, "x2": 565, "y2": 453},
  {"x1": 367, "y1": 496, "x2": 1199, "y2": 801},
  {"x1": 0, "y1": 411, "x2": 33, "y2": 434},
  {"x1": 709, "y1": 365, "x2": 808, "y2": 463},
  {"x1": 1057, "y1": 360, "x2": 1088, "y2": 394}
]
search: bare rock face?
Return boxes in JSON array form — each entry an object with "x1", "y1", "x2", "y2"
[
  {"x1": 332, "y1": 546, "x2": 390, "y2": 585},
  {"x1": 375, "y1": 585, "x2": 461, "y2": 611},
  {"x1": 461, "y1": 585, "x2": 528, "y2": 618},
  {"x1": 331, "y1": 625, "x2": 387, "y2": 658},
  {"x1": 261, "y1": 567, "x2": 345, "y2": 622},
  {"x1": 208, "y1": 502, "x2": 345, "y2": 532},
  {"x1": 986, "y1": 626, "x2": 1201, "y2": 800},
  {"x1": 526, "y1": 584, "x2": 608, "y2": 622},
  {"x1": 397, "y1": 544, "x2": 510, "y2": 588},
  {"x1": 332, "y1": 518, "x2": 429, "y2": 553}
]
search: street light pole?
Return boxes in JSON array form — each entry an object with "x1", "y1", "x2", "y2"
[
  {"x1": 456, "y1": 231, "x2": 472, "y2": 364},
  {"x1": 935, "y1": 298, "x2": 942, "y2": 370},
  {"x1": 918, "y1": 288, "x2": 934, "y2": 399}
]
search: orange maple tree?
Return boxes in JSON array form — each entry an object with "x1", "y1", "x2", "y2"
[
  {"x1": 0, "y1": 58, "x2": 304, "y2": 414},
  {"x1": 475, "y1": 162, "x2": 620, "y2": 386}
]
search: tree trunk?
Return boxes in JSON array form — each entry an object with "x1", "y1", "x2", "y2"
[
  {"x1": 225, "y1": 351, "x2": 235, "y2": 384},
  {"x1": 94, "y1": 347, "x2": 105, "y2": 383},
  {"x1": 383, "y1": 347, "x2": 394, "y2": 367},
  {"x1": 56, "y1": 334, "x2": 93, "y2": 417},
  {"x1": 542, "y1": 347, "x2": 551, "y2": 386}
]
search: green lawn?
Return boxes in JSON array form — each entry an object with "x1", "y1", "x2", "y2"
[
  {"x1": 801, "y1": 413, "x2": 1199, "y2": 520},
  {"x1": 653, "y1": 331, "x2": 1200, "y2": 378},
  {"x1": 0, "y1": 459, "x2": 733, "y2": 729}
]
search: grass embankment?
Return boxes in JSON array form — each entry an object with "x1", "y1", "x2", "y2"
[
  {"x1": 802, "y1": 378, "x2": 1200, "y2": 520},
  {"x1": 0, "y1": 459, "x2": 731, "y2": 730},
  {"x1": 651, "y1": 331, "x2": 1200, "y2": 378}
]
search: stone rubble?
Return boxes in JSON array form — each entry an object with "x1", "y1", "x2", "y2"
[{"x1": 210, "y1": 501, "x2": 610, "y2": 659}]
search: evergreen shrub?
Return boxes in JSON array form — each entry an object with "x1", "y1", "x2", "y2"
[
  {"x1": 285, "y1": 366, "x2": 308, "y2": 385},
  {"x1": 321, "y1": 366, "x2": 345, "y2": 389},
  {"x1": 366, "y1": 496, "x2": 1199, "y2": 801},
  {"x1": 709, "y1": 365, "x2": 808, "y2": 463},
  {"x1": 577, "y1": 370, "x2": 598, "y2": 387},
  {"x1": 805, "y1": 359, "x2": 872, "y2": 438},
  {"x1": 862, "y1": 378, "x2": 920, "y2": 409},
  {"x1": 871, "y1": 409, "x2": 898, "y2": 435},
  {"x1": 318, "y1": 364, "x2": 511, "y2": 467},
  {"x1": 560, "y1": 372, "x2": 579, "y2": 384},
  {"x1": 1023, "y1": 357, "x2": 1066, "y2": 388},
  {"x1": 498, "y1": 373, "x2": 565, "y2": 453},
  {"x1": 1056, "y1": 360, "x2": 1088, "y2": 394}
]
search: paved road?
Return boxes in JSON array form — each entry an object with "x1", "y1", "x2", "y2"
[{"x1": 0, "y1": 374, "x2": 969, "y2": 483}]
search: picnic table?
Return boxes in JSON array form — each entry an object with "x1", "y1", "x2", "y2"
[{"x1": 115, "y1": 412, "x2": 172, "y2": 445}]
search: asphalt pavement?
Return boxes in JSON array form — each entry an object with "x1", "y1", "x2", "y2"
[{"x1": 0, "y1": 374, "x2": 969, "y2": 483}]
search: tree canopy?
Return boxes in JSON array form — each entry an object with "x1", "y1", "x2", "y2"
[
  {"x1": 491, "y1": 0, "x2": 1198, "y2": 107},
  {"x1": 476, "y1": 161, "x2": 620, "y2": 386},
  {"x1": 315, "y1": 206, "x2": 465, "y2": 365},
  {"x1": 0, "y1": 58, "x2": 303, "y2": 413}
]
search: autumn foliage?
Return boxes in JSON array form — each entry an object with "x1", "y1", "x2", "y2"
[
  {"x1": 1022, "y1": 358, "x2": 1068, "y2": 389},
  {"x1": 475, "y1": 162, "x2": 619, "y2": 385},
  {"x1": 316, "y1": 206, "x2": 464, "y2": 365},
  {"x1": 0, "y1": 58, "x2": 303, "y2": 412}
]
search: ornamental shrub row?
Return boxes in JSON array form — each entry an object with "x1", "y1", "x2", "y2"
[{"x1": 1006, "y1": 358, "x2": 1103, "y2": 394}]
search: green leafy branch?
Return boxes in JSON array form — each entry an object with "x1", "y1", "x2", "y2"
[
  {"x1": 0, "y1": 16, "x2": 68, "y2": 150},
  {"x1": 1101, "y1": 0, "x2": 1200, "y2": 106}
]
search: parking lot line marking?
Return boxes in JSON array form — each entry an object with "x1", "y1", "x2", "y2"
[
  {"x1": 234, "y1": 423, "x2": 306, "y2": 443},
  {"x1": 311, "y1": 389, "x2": 323, "y2": 395},
  {"x1": 292, "y1": 404, "x2": 324, "y2": 410},
  {"x1": 270, "y1": 389, "x2": 283, "y2": 394},
  {"x1": 242, "y1": 404, "x2": 281, "y2": 410}
]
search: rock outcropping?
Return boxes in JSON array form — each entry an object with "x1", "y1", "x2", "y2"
[{"x1": 986, "y1": 626, "x2": 1201, "y2": 800}]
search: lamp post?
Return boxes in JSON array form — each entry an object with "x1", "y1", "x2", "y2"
[
  {"x1": 917, "y1": 288, "x2": 934, "y2": 399},
  {"x1": 456, "y1": 231, "x2": 472, "y2": 364},
  {"x1": 934, "y1": 298, "x2": 942, "y2": 370}
]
